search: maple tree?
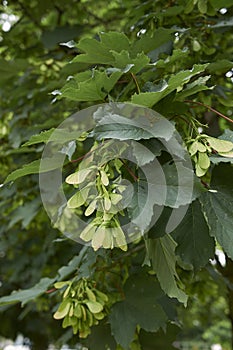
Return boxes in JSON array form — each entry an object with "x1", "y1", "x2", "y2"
[{"x1": 1, "y1": 0, "x2": 233, "y2": 349}]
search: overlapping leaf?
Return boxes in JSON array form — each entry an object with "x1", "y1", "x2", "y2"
[
  {"x1": 61, "y1": 70, "x2": 122, "y2": 101},
  {"x1": 109, "y1": 273, "x2": 167, "y2": 348},
  {"x1": 93, "y1": 108, "x2": 175, "y2": 141},
  {"x1": 145, "y1": 235, "x2": 188, "y2": 305},
  {"x1": 172, "y1": 199, "x2": 215, "y2": 270},
  {"x1": 200, "y1": 164, "x2": 233, "y2": 259},
  {"x1": 131, "y1": 64, "x2": 208, "y2": 107}
]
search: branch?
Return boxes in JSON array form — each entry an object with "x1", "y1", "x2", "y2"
[{"x1": 185, "y1": 100, "x2": 233, "y2": 124}]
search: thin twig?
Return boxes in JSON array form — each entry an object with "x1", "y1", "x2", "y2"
[
  {"x1": 70, "y1": 150, "x2": 92, "y2": 163},
  {"x1": 185, "y1": 100, "x2": 233, "y2": 124}
]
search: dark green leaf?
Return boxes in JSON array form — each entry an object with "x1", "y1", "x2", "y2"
[
  {"x1": 131, "y1": 28, "x2": 174, "y2": 56},
  {"x1": 85, "y1": 322, "x2": 117, "y2": 350},
  {"x1": 110, "y1": 273, "x2": 167, "y2": 348},
  {"x1": 145, "y1": 235, "x2": 188, "y2": 304},
  {"x1": 200, "y1": 164, "x2": 233, "y2": 259},
  {"x1": 163, "y1": 162, "x2": 204, "y2": 208},
  {"x1": 139, "y1": 324, "x2": 180, "y2": 350},
  {"x1": 172, "y1": 200, "x2": 215, "y2": 270},
  {"x1": 93, "y1": 109, "x2": 175, "y2": 141}
]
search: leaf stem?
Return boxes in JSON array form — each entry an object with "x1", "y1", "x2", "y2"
[
  {"x1": 185, "y1": 100, "x2": 233, "y2": 124},
  {"x1": 45, "y1": 288, "x2": 57, "y2": 294},
  {"x1": 70, "y1": 151, "x2": 92, "y2": 163},
  {"x1": 131, "y1": 73, "x2": 140, "y2": 94},
  {"x1": 120, "y1": 159, "x2": 139, "y2": 181}
]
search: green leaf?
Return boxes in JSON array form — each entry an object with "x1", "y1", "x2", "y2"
[
  {"x1": 22, "y1": 129, "x2": 55, "y2": 146},
  {"x1": 175, "y1": 75, "x2": 212, "y2": 100},
  {"x1": 61, "y1": 70, "x2": 122, "y2": 101},
  {"x1": 60, "y1": 141, "x2": 76, "y2": 161},
  {"x1": 109, "y1": 273, "x2": 167, "y2": 348},
  {"x1": 148, "y1": 206, "x2": 172, "y2": 239},
  {"x1": 200, "y1": 164, "x2": 233, "y2": 259},
  {"x1": 132, "y1": 141, "x2": 156, "y2": 166},
  {"x1": 94, "y1": 122, "x2": 153, "y2": 141},
  {"x1": 73, "y1": 32, "x2": 130, "y2": 65},
  {"x1": 131, "y1": 64, "x2": 208, "y2": 107},
  {"x1": 139, "y1": 324, "x2": 180, "y2": 350},
  {"x1": 128, "y1": 161, "x2": 203, "y2": 233},
  {"x1": 86, "y1": 323, "x2": 117, "y2": 350},
  {"x1": 4, "y1": 160, "x2": 40, "y2": 183},
  {"x1": 4, "y1": 251, "x2": 92, "y2": 317},
  {"x1": 217, "y1": 96, "x2": 233, "y2": 107},
  {"x1": 208, "y1": 60, "x2": 233, "y2": 74},
  {"x1": 163, "y1": 162, "x2": 204, "y2": 208},
  {"x1": 145, "y1": 235, "x2": 188, "y2": 305},
  {"x1": 155, "y1": 49, "x2": 189, "y2": 70},
  {"x1": 192, "y1": 39, "x2": 201, "y2": 51},
  {"x1": 23, "y1": 129, "x2": 83, "y2": 146},
  {"x1": 0, "y1": 278, "x2": 55, "y2": 307},
  {"x1": 128, "y1": 178, "x2": 163, "y2": 233},
  {"x1": 4, "y1": 155, "x2": 65, "y2": 183},
  {"x1": 210, "y1": 155, "x2": 233, "y2": 164},
  {"x1": 158, "y1": 5, "x2": 184, "y2": 17},
  {"x1": 172, "y1": 200, "x2": 215, "y2": 270},
  {"x1": 93, "y1": 109, "x2": 175, "y2": 141},
  {"x1": 210, "y1": 0, "x2": 233, "y2": 9},
  {"x1": 131, "y1": 28, "x2": 174, "y2": 56},
  {"x1": 111, "y1": 50, "x2": 149, "y2": 74},
  {"x1": 219, "y1": 129, "x2": 233, "y2": 143},
  {"x1": 184, "y1": 0, "x2": 195, "y2": 14}
]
